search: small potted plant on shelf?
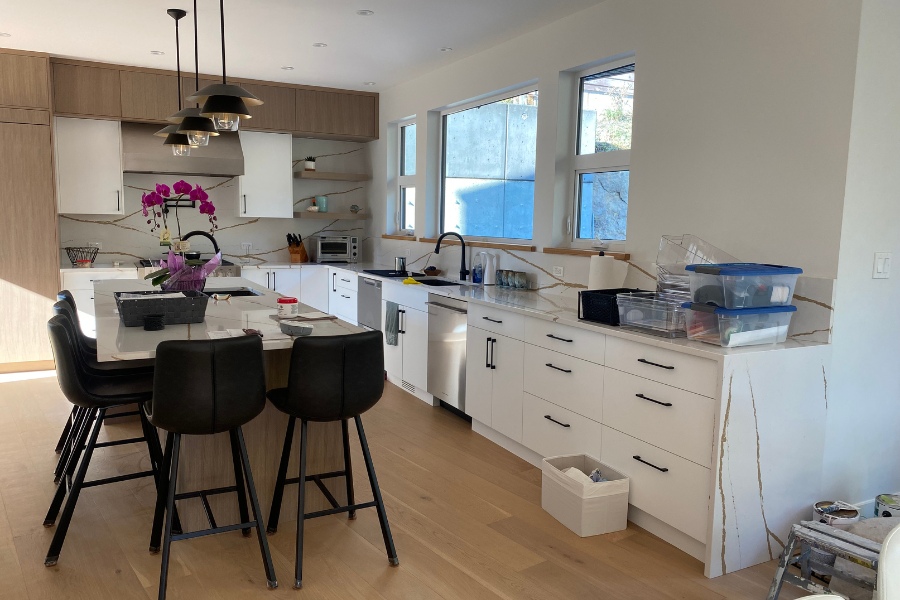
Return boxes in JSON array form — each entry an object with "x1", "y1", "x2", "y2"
[{"x1": 303, "y1": 156, "x2": 316, "y2": 171}]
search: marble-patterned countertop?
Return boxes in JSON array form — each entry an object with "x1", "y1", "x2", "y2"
[
  {"x1": 61, "y1": 264, "x2": 139, "y2": 273},
  {"x1": 93, "y1": 276, "x2": 362, "y2": 362}
]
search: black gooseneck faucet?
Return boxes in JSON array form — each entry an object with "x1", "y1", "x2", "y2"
[{"x1": 434, "y1": 232, "x2": 469, "y2": 282}]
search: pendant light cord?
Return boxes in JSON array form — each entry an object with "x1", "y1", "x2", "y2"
[
  {"x1": 220, "y1": 0, "x2": 227, "y2": 84},
  {"x1": 194, "y1": 0, "x2": 200, "y2": 106},
  {"x1": 175, "y1": 15, "x2": 183, "y2": 110}
]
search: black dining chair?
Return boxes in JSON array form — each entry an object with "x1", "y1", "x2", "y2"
[{"x1": 266, "y1": 331, "x2": 398, "y2": 589}]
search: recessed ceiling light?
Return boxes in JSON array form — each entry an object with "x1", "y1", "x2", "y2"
[
  {"x1": 312, "y1": 42, "x2": 327, "y2": 48},
  {"x1": 356, "y1": 9, "x2": 374, "y2": 16},
  {"x1": 0, "y1": 32, "x2": 11, "y2": 38},
  {"x1": 363, "y1": 82, "x2": 376, "y2": 86},
  {"x1": 150, "y1": 50, "x2": 165, "y2": 55},
  {"x1": 440, "y1": 47, "x2": 453, "y2": 52},
  {"x1": 281, "y1": 66, "x2": 295, "y2": 70}
]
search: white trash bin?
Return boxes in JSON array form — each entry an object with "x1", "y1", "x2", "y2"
[{"x1": 541, "y1": 454, "x2": 629, "y2": 537}]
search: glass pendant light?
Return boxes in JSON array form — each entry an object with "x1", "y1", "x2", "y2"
[
  {"x1": 186, "y1": 0, "x2": 263, "y2": 131},
  {"x1": 173, "y1": 0, "x2": 219, "y2": 146},
  {"x1": 160, "y1": 9, "x2": 195, "y2": 156}
]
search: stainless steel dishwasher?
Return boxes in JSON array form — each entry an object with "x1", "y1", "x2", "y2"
[
  {"x1": 426, "y1": 294, "x2": 468, "y2": 412},
  {"x1": 357, "y1": 275, "x2": 382, "y2": 331}
]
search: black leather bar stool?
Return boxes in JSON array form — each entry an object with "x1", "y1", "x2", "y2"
[
  {"x1": 266, "y1": 331, "x2": 398, "y2": 589},
  {"x1": 43, "y1": 315, "x2": 165, "y2": 567},
  {"x1": 146, "y1": 336, "x2": 277, "y2": 599}
]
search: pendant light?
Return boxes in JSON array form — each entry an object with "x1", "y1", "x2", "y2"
[
  {"x1": 157, "y1": 9, "x2": 194, "y2": 156},
  {"x1": 186, "y1": 0, "x2": 263, "y2": 132},
  {"x1": 171, "y1": 0, "x2": 218, "y2": 146}
]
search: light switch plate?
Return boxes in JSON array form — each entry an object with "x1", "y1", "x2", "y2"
[{"x1": 873, "y1": 252, "x2": 891, "y2": 279}]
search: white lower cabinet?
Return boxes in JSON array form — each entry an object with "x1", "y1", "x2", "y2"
[
  {"x1": 464, "y1": 325, "x2": 524, "y2": 442},
  {"x1": 241, "y1": 269, "x2": 270, "y2": 289},
  {"x1": 524, "y1": 344, "x2": 604, "y2": 423},
  {"x1": 522, "y1": 393, "x2": 602, "y2": 459},
  {"x1": 241, "y1": 267, "x2": 302, "y2": 298},
  {"x1": 60, "y1": 268, "x2": 138, "y2": 337},
  {"x1": 299, "y1": 266, "x2": 329, "y2": 312},
  {"x1": 465, "y1": 327, "x2": 494, "y2": 426},
  {"x1": 328, "y1": 268, "x2": 357, "y2": 324},
  {"x1": 382, "y1": 299, "x2": 427, "y2": 393}
]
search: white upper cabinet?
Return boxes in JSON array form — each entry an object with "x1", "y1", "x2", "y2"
[
  {"x1": 238, "y1": 130, "x2": 293, "y2": 218},
  {"x1": 55, "y1": 117, "x2": 124, "y2": 215}
]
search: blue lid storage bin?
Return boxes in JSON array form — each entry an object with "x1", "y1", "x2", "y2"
[
  {"x1": 686, "y1": 263, "x2": 802, "y2": 309},
  {"x1": 683, "y1": 302, "x2": 796, "y2": 347}
]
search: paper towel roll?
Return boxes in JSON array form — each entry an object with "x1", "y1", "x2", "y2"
[{"x1": 588, "y1": 254, "x2": 628, "y2": 290}]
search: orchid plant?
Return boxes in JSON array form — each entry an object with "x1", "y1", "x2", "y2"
[{"x1": 142, "y1": 179, "x2": 218, "y2": 238}]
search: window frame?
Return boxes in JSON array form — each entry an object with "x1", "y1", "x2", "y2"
[
  {"x1": 439, "y1": 86, "x2": 540, "y2": 242},
  {"x1": 570, "y1": 58, "x2": 635, "y2": 247},
  {"x1": 397, "y1": 119, "x2": 416, "y2": 233}
]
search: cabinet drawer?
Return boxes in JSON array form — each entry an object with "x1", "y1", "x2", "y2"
[
  {"x1": 330, "y1": 288, "x2": 357, "y2": 323},
  {"x1": 522, "y1": 394, "x2": 602, "y2": 460},
  {"x1": 601, "y1": 426, "x2": 710, "y2": 542},
  {"x1": 331, "y1": 269, "x2": 358, "y2": 292},
  {"x1": 605, "y1": 336, "x2": 717, "y2": 397},
  {"x1": 62, "y1": 269, "x2": 138, "y2": 291},
  {"x1": 603, "y1": 369, "x2": 714, "y2": 467},
  {"x1": 525, "y1": 318, "x2": 606, "y2": 364},
  {"x1": 468, "y1": 303, "x2": 524, "y2": 340},
  {"x1": 524, "y1": 344, "x2": 603, "y2": 422}
]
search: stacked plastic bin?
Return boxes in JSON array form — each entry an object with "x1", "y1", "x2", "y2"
[{"x1": 681, "y1": 263, "x2": 802, "y2": 348}]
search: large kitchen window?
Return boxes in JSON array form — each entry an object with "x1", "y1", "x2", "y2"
[
  {"x1": 398, "y1": 120, "x2": 416, "y2": 232},
  {"x1": 574, "y1": 61, "x2": 634, "y2": 242},
  {"x1": 441, "y1": 89, "x2": 538, "y2": 240}
]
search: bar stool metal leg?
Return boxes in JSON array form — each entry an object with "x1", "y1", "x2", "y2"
[
  {"x1": 342, "y1": 419, "x2": 356, "y2": 520},
  {"x1": 54, "y1": 406, "x2": 88, "y2": 484},
  {"x1": 295, "y1": 419, "x2": 309, "y2": 589},
  {"x1": 355, "y1": 416, "x2": 399, "y2": 566},
  {"x1": 229, "y1": 429, "x2": 251, "y2": 537},
  {"x1": 266, "y1": 416, "x2": 295, "y2": 534},
  {"x1": 158, "y1": 433, "x2": 181, "y2": 600},
  {"x1": 45, "y1": 408, "x2": 96, "y2": 526},
  {"x1": 235, "y1": 427, "x2": 278, "y2": 589},
  {"x1": 150, "y1": 431, "x2": 174, "y2": 553},
  {"x1": 54, "y1": 406, "x2": 78, "y2": 453},
  {"x1": 44, "y1": 408, "x2": 106, "y2": 566}
]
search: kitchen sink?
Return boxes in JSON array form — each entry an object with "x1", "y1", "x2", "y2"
[
  {"x1": 203, "y1": 287, "x2": 263, "y2": 297},
  {"x1": 414, "y1": 278, "x2": 467, "y2": 287}
]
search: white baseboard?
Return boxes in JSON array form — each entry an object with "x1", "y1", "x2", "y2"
[
  {"x1": 386, "y1": 374, "x2": 437, "y2": 406},
  {"x1": 471, "y1": 420, "x2": 544, "y2": 468}
]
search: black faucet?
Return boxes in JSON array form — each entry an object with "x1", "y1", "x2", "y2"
[
  {"x1": 434, "y1": 232, "x2": 469, "y2": 282},
  {"x1": 181, "y1": 230, "x2": 221, "y2": 254}
]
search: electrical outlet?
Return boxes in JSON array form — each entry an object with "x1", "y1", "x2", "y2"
[
  {"x1": 404, "y1": 248, "x2": 411, "y2": 258},
  {"x1": 241, "y1": 242, "x2": 252, "y2": 255},
  {"x1": 873, "y1": 252, "x2": 892, "y2": 279},
  {"x1": 553, "y1": 266, "x2": 565, "y2": 277}
]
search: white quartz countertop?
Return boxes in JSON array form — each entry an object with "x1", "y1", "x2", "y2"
[
  {"x1": 93, "y1": 277, "x2": 362, "y2": 362},
  {"x1": 61, "y1": 264, "x2": 138, "y2": 273}
]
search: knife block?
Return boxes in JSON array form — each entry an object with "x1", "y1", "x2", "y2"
[{"x1": 289, "y1": 243, "x2": 309, "y2": 263}]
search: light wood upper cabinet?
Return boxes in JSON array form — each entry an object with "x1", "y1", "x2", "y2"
[
  {"x1": 120, "y1": 71, "x2": 179, "y2": 123},
  {"x1": 240, "y1": 82, "x2": 296, "y2": 132},
  {"x1": 0, "y1": 53, "x2": 50, "y2": 109},
  {"x1": 296, "y1": 89, "x2": 377, "y2": 139},
  {"x1": 52, "y1": 62, "x2": 121, "y2": 118},
  {"x1": 54, "y1": 117, "x2": 124, "y2": 215}
]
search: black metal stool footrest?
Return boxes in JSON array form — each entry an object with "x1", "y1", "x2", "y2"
[
  {"x1": 304, "y1": 501, "x2": 377, "y2": 520},
  {"x1": 172, "y1": 520, "x2": 261, "y2": 542}
]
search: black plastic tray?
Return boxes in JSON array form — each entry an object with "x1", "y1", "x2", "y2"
[{"x1": 115, "y1": 290, "x2": 209, "y2": 327}]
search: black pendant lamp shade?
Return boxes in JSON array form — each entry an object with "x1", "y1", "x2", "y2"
[
  {"x1": 161, "y1": 8, "x2": 193, "y2": 156},
  {"x1": 174, "y1": 0, "x2": 219, "y2": 146},
  {"x1": 186, "y1": 0, "x2": 263, "y2": 131}
]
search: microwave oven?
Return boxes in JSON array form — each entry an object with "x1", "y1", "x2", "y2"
[{"x1": 315, "y1": 236, "x2": 359, "y2": 263}]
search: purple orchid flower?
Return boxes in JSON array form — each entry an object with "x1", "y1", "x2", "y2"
[
  {"x1": 173, "y1": 180, "x2": 192, "y2": 195},
  {"x1": 189, "y1": 185, "x2": 209, "y2": 202},
  {"x1": 198, "y1": 200, "x2": 215, "y2": 215},
  {"x1": 156, "y1": 183, "x2": 171, "y2": 197}
]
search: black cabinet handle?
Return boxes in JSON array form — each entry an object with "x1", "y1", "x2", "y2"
[
  {"x1": 545, "y1": 363, "x2": 572, "y2": 374},
  {"x1": 272, "y1": 271, "x2": 276, "y2": 290},
  {"x1": 116, "y1": 190, "x2": 120, "y2": 212},
  {"x1": 635, "y1": 393, "x2": 672, "y2": 407},
  {"x1": 332, "y1": 272, "x2": 337, "y2": 292},
  {"x1": 546, "y1": 333, "x2": 573, "y2": 343},
  {"x1": 398, "y1": 309, "x2": 406, "y2": 334},
  {"x1": 544, "y1": 415, "x2": 571, "y2": 428},
  {"x1": 242, "y1": 194, "x2": 247, "y2": 214},
  {"x1": 637, "y1": 358, "x2": 675, "y2": 370},
  {"x1": 340, "y1": 278, "x2": 351, "y2": 283},
  {"x1": 341, "y1": 294, "x2": 350, "y2": 299},
  {"x1": 633, "y1": 455, "x2": 669, "y2": 472},
  {"x1": 485, "y1": 337, "x2": 491, "y2": 368},
  {"x1": 490, "y1": 338, "x2": 496, "y2": 369},
  {"x1": 266, "y1": 272, "x2": 271, "y2": 289},
  {"x1": 482, "y1": 316, "x2": 503, "y2": 324}
]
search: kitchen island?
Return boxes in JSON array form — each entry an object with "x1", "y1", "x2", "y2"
[{"x1": 93, "y1": 277, "x2": 362, "y2": 531}]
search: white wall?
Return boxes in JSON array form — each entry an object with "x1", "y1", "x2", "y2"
[
  {"x1": 369, "y1": 0, "x2": 861, "y2": 281},
  {"x1": 824, "y1": 0, "x2": 900, "y2": 505}
]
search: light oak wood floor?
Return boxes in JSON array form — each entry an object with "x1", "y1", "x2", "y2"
[{"x1": 0, "y1": 374, "x2": 804, "y2": 600}]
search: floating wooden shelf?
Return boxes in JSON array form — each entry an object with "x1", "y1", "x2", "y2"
[
  {"x1": 382, "y1": 234, "x2": 416, "y2": 241},
  {"x1": 417, "y1": 237, "x2": 536, "y2": 252},
  {"x1": 295, "y1": 211, "x2": 369, "y2": 220},
  {"x1": 293, "y1": 171, "x2": 371, "y2": 182},
  {"x1": 542, "y1": 247, "x2": 630, "y2": 261}
]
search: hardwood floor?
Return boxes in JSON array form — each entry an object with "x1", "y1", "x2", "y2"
[{"x1": 0, "y1": 374, "x2": 803, "y2": 600}]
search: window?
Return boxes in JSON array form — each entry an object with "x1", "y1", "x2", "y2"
[
  {"x1": 441, "y1": 90, "x2": 538, "y2": 240},
  {"x1": 574, "y1": 62, "x2": 634, "y2": 242},
  {"x1": 398, "y1": 121, "x2": 416, "y2": 231}
]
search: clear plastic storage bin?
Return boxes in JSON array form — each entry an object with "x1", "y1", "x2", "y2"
[
  {"x1": 616, "y1": 291, "x2": 689, "y2": 337},
  {"x1": 683, "y1": 302, "x2": 796, "y2": 347},
  {"x1": 685, "y1": 263, "x2": 802, "y2": 309},
  {"x1": 656, "y1": 234, "x2": 741, "y2": 294}
]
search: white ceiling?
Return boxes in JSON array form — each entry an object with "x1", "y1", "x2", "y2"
[{"x1": 0, "y1": 0, "x2": 604, "y2": 91}]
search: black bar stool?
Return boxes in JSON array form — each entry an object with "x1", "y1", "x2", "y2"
[
  {"x1": 43, "y1": 315, "x2": 164, "y2": 567},
  {"x1": 146, "y1": 336, "x2": 277, "y2": 599},
  {"x1": 266, "y1": 331, "x2": 398, "y2": 589}
]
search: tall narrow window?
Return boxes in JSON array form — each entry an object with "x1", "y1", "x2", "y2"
[
  {"x1": 574, "y1": 62, "x2": 634, "y2": 242},
  {"x1": 441, "y1": 90, "x2": 538, "y2": 240},
  {"x1": 398, "y1": 121, "x2": 416, "y2": 231}
]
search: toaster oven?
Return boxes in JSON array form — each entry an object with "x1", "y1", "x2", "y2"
[{"x1": 315, "y1": 236, "x2": 359, "y2": 263}]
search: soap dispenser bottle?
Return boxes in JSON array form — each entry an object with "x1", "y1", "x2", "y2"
[{"x1": 472, "y1": 253, "x2": 484, "y2": 284}]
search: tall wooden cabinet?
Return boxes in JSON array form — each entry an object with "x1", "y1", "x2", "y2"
[{"x1": 51, "y1": 62, "x2": 121, "y2": 118}]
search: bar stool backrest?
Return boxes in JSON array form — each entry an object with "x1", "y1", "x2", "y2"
[
  {"x1": 285, "y1": 331, "x2": 385, "y2": 421},
  {"x1": 47, "y1": 315, "x2": 97, "y2": 409},
  {"x1": 53, "y1": 300, "x2": 96, "y2": 358},
  {"x1": 149, "y1": 336, "x2": 267, "y2": 435}
]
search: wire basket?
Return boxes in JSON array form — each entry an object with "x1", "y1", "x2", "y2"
[{"x1": 64, "y1": 246, "x2": 99, "y2": 267}]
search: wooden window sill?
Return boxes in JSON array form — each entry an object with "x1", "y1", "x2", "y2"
[
  {"x1": 382, "y1": 233, "x2": 416, "y2": 241},
  {"x1": 417, "y1": 238, "x2": 536, "y2": 252},
  {"x1": 542, "y1": 247, "x2": 630, "y2": 261}
]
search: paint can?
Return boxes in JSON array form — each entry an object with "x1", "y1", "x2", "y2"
[
  {"x1": 812, "y1": 501, "x2": 860, "y2": 529},
  {"x1": 875, "y1": 494, "x2": 900, "y2": 518}
]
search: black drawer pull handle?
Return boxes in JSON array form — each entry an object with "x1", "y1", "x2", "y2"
[
  {"x1": 635, "y1": 393, "x2": 672, "y2": 407},
  {"x1": 341, "y1": 295, "x2": 350, "y2": 299},
  {"x1": 482, "y1": 316, "x2": 503, "y2": 324},
  {"x1": 633, "y1": 455, "x2": 669, "y2": 472},
  {"x1": 545, "y1": 363, "x2": 572, "y2": 374},
  {"x1": 546, "y1": 334, "x2": 573, "y2": 343},
  {"x1": 637, "y1": 358, "x2": 675, "y2": 370},
  {"x1": 544, "y1": 415, "x2": 570, "y2": 428}
]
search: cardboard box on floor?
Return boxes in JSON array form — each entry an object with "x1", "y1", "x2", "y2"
[{"x1": 541, "y1": 454, "x2": 629, "y2": 537}]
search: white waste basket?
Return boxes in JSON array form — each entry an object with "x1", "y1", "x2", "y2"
[{"x1": 541, "y1": 454, "x2": 629, "y2": 537}]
